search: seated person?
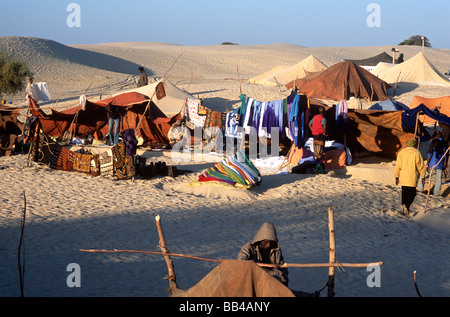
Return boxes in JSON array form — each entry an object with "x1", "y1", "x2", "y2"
[{"x1": 237, "y1": 222, "x2": 289, "y2": 286}]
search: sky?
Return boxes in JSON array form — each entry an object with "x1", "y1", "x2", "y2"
[{"x1": 1, "y1": 0, "x2": 449, "y2": 48}]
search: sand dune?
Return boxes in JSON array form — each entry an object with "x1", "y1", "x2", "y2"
[{"x1": 0, "y1": 37, "x2": 449, "y2": 297}]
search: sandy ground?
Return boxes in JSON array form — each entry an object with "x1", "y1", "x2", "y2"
[{"x1": 0, "y1": 37, "x2": 449, "y2": 297}]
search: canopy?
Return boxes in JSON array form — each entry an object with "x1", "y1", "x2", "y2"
[
  {"x1": 249, "y1": 55, "x2": 327, "y2": 86},
  {"x1": 406, "y1": 104, "x2": 450, "y2": 126},
  {"x1": 174, "y1": 260, "x2": 295, "y2": 297},
  {"x1": 369, "y1": 100, "x2": 409, "y2": 111},
  {"x1": 285, "y1": 61, "x2": 390, "y2": 101},
  {"x1": 409, "y1": 95, "x2": 450, "y2": 125},
  {"x1": 120, "y1": 79, "x2": 199, "y2": 116},
  {"x1": 371, "y1": 52, "x2": 450, "y2": 86}
]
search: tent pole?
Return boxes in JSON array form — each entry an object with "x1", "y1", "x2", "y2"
[
  {"x1": 327, "y1": 207, "x2": 336, "y2": 297},
  {"x1": 80, "y1": 248, "x2": 382, "y2": 269}
]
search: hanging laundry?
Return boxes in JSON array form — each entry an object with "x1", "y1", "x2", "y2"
[
  {"x1": 204, "y1": 108, "x2": 224, "y2": 130},
  {"x1": 185, "y1": 98, "x2": 206, "y2": 128},
  {"x1": 122, "y1": 128, "x2": 138, "y2": 156},
  {"x1": 225, "y1": 112, "x2": 243, "y2": 139},
  {"x1": 336, "y1": 99, "x2": 348, "y2": 133},
  {"x1": 261, "y1": 99, "x2": 284, "y2": 138}
]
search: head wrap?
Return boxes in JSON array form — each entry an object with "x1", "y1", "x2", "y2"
[{"x1": 405, "y1": 139, "x2": 417, "y2": 148}]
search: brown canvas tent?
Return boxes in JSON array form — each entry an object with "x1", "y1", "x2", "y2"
[
  {"x1": 28, "y1": 91, "x2": 180, "y2": 146},
  {"x1": 285, "y1": 61, "x2": 391, "y2": 101},
  {"x1": 317, "y1": 105, "x2": 413, "y2": 159},
  {"x1": 172, "y1": 260, "x2": 295, "y2": 297}
]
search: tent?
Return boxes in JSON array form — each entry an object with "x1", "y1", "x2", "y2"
[
  {"x1": 248, "y1": 65, "x2": 289, "y2": 86},
  {"x1": 120, "y1": 79, "x2": 199, "y2": 116},
  {"x1": 249, "y1": 55, "x2": 327, "y2": 86},
  {"x1": 285, "y1": 61, "x2": 391, "y2": 101},
  {"x1": 371, "y1": 52, "x2": 450, "y2": 86},
  {"x1": 173, "y1": 260, "x2": 296, "y2": 297},
  {"x1": 369, "y1": 99, "x2": 409, "y2": 111},
  {"x1": 369, "y1": 100, "x2": 416, "y2": 130},
  {"x1": 28, "y1": 90, "x2": 180, "y2": 146},
  {"x1": 409, "y1": 95, "x2": 450, "y2": 125},
  {"x1": 371, "y1": 62, "x2": 395, "y2": 76},
  {"x1": 320, "y1": 105, "x2": 413, "y2": 159},
  {"x1": 345, "y1": 52, "x2": 393, "y2": 67}
]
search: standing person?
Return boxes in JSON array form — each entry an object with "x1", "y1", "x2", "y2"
[
  {"x1": 237, "y1": 222, "x2": 289, "y2": 286},
  {"x1": 439, "y1": 122, "x2": 450, "y2": 181},
  {"x1": 394, "y1": 139, "x2": 426, "y2": 215},
  {"x1": 308, "y1": 106, "x2": 327, "y2": 161},
  {"x1": 418, "y1": 132, "x2": 447, "y2": 196},
  {"x1": 137, "y1": 66, "x2": 148, "y2": 87},
  {"x1": 25, "y1": 77, "x2": 37, "y2": 100},
  {"x1": 106, "y1": 103, "x2": 121, "y2": 146}
]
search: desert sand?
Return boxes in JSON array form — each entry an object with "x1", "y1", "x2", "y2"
[{"x1": 0, "y1": 37, "x2": 449, "y2": 297}]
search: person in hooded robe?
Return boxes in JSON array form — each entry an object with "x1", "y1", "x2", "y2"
[{"x1": 237, "y1": 222, "x2": 289, "y2": 286}]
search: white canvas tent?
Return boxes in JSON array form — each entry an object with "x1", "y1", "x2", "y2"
[
  {"x1": 119, "y1": 79, "x2": 199, "y2": 116},
  {"x1": 371, "y1": 52, "x2": 450, "y2": 86},
  {"x1": 371, "y1": 62, "x2": 395, "y2": 76},
  {"x1": 249, "y1": 55, "x2": 327, "y2": 86}
]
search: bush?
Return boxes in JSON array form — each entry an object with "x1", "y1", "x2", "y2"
[{"x1": 0, "y1": 51, "x2": 32, "y2": 96}]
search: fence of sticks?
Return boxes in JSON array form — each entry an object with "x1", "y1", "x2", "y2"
[{"x1": 81, "y1": 208, "x2": 385, "y2": 297}]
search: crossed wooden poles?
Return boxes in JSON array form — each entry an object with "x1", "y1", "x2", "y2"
[{"x1": 81, "y1": 208, "x2": 382, "y2": 297}]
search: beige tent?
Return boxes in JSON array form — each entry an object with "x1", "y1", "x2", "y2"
[
  {"x1": 119, "y1": 79, "x2": 199, "y2": 116},
  {"x1": 248, "y1": 65, "x2": 289, "y2": 86},
  {"x1": 371, "y1": 52, "x2": 450, "y2": 86},
  {"x1": 371, "y1": 62, "x2": 394, "y2": 76},
  {"x1": 249, "y1": 55, "x2": 327, "y2": 86}
]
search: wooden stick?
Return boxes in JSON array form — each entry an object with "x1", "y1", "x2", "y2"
[
  {"x1": 370, "y1": 83, "x2": 374, "y2": 102},
  {"x1": 424, "y1": 146, "x2": 450, "y2": 213},
  {"x1": 413, "y1": 271, "x2": 422, "y2": 297},
  {"x1": 273, "y1": 76, "x2": 283, "y2": 92},
  {"x1": 79, "y1": 248, "x2": 381, "y2": 268},
  {"x1": 327, "y1": 207, "x2": 336, "y2": 297},
  {"x1": 18, "y1": 191, "x2": 26, "y2": 297},
  {"x1": 155, "y1": 215, "x2": 178, "y2": 293}
]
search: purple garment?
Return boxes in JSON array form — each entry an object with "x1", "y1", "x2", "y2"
[{"x1": 262, "y1": 100, "x2": 284, "y2": 136}]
